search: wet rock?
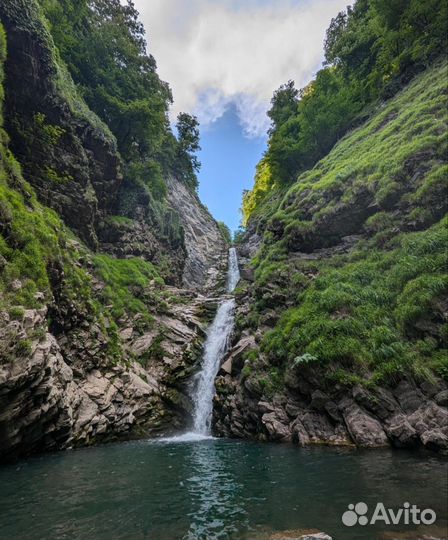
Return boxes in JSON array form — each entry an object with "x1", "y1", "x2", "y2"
[
  {"x1": 292, "y1": 409, "x2": 351, "y2": 446},
  {"x1": 220, "y1": 357, "x2": 233, "y2": 375},
  {"x1": 340, "y1": 399, "x2": 389, "y2": 447},
  {"x1": 310, "y1": 390, "x2": 330, "y2": 410},
  {"x1": 222, "y1": 335, "x2": 256, "y2": 375},
  {"x1": 262, "y1": 411, "x2": 291, "y2": 441},
  {"x1": 393, "y1": 379, "x2": 425, "y2": 413},
  {"x1": 290, "y1": 418, "x2": 311, "y2": 446},
  {"x1": 352, "y1": 385, "x2": 398, "y2": 421},
  {"x1": 297, "y1": 535, "x2": 333, "y2": 540},
  {"x1": 434, "y1": 389, "x2": 448, "y2": 407},
  {"x1": 408, "y1": 402, "x2": 448, "y2": 452},
  {"x1": 420, "y1": 428, "x2": 448, "y2": 452},
  {"x1": 378, "y1": 525, "x2": 448, "y2": 539},
  {"x1": 240, "y1": 266, "x2": 255, "y2": 282},
  {"x1": 0, "y1": 279, "x2": 219, "y2": 461},
  {"x1": 244, "y1": 376, "x2": 265, "y2": 398},
  {"x1": 386, "y1": 414, "x2": 419, "y2": 448},
  {"x1": 269, "y1": 532, "x2": 333, "y2": 540}
]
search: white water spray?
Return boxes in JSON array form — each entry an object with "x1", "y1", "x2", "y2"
[
  {"x1": 168, "y1": 249, "x2": 240, "y2": 441},
  {"x1": 191, "y1": 298, "x2": 235, "y2": 434},
  {"x1": 227, "y1": 247, "x2": 240, "y2": 293}
]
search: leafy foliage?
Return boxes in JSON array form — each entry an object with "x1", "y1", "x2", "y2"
[
  {"x1": 217, "y1": 221, "x2": 232, "y2": 245},
  {"x1": 174, "y1": 113, "x2": 201, "y2": 189},
  {"x1": 261, "y1": 221, "x2": 447, "y2": 383},
  {"x1": 38, "y1": 0, "x2": 200, "y2": 192},
  {"x1": 93, "y1": 254, "x2": 163, "y2": 322},
  {"x1": 244, "y1": 60, "x2": 448, "y2": 386},
  {"x1": 243, "y1": 0, "x2": 447, "y2": 225},
  {"x1": 0, "y1": 24, "x2": 167, "y2": 362}
]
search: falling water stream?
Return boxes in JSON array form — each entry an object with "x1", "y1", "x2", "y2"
[
  {"x1": 171, "y1": 248, "x2": 240, "y2": 441},
  {"x1": 192, "y1": 247, "x2": 240, "y2": 434},
  {"x1": 191, "y1": 298, "x2": 235, "y2": 434},
  {"x1": 227, "y1": 246, "x2": 241, "y2": 294}
]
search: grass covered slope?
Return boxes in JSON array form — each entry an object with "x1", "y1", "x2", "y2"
[{"x1": 240, "y1": 59, "x2": 447, "y2": 390}]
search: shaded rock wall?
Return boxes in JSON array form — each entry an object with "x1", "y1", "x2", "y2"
[
  {"x1": 213, "y1": 327, "x2": 448, "y2": 453},
  {"x1": 1, "y1": 0, "x2": 122, "y2": 248}
]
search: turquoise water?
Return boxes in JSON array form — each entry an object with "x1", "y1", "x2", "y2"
[{"x1": 0, "y1": 438, "x2": 446, "y2": 540}]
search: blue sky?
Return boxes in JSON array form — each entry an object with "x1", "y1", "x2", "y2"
[
  {"x1": 198, "y1": 105, "x2": 267, "y2": 231},
  {"x1": 134, "y1": 0, "x2": 349, "y2": 231}
]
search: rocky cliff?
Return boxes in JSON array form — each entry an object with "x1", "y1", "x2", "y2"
[
  {"x1": 166, "y1": 176, "x2": 227, "y2": 291},
  {"x1": 213, "y1": 61, "x2": 448, "y2": 453},
  {"x1": 0, "y1": 1, "x2": 226, "y2": 461}
]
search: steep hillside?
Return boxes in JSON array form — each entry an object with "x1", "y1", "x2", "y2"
[
  {"x1": 0, "y1": 1, "x2": 226, "y2": 461},
  {"x1": 213, "y1": 60, "x2": 448, "y2": 452}
]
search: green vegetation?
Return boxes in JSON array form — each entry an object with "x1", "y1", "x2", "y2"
[
  {"x1": 242, "y1": 158, "x2": 273, "y2": 227},
  {"x1": 243, "y1": 0, "x2": 447, "y2": 222},
  {"x1": 241, "y1": 55, "x2": 447, "y2": 388},
  {"x1": 0, "y1": 24, "x2": 5, "y2": 111},
  {"x1": 217, "y1": 221, "x2": 232, "y2": 245},
  {"x1": 261, "y1": 221, "x2": 447, "y2": 383},
  {"x1": 265, "y1": 60, "x2": 447, "y2": 248},
  {"x1": 93, "y1": 254, "x2": 163, "y2": 323},
  {"x1": 0, "y1": 120, "x2": 167, "y2": 359},
  {"x1": 38, "y1": 0, "x2": 201, "y2": 192},
  {"x1": 0, "y1": 134, "x2": 85, "y2": 311},
  {"x1": 0, "y1": 18, "x2": 168, "y2": 365}
]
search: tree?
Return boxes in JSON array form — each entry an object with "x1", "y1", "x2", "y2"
[
  {"x1": 175, "y1": 113, "x2": 201, "y2": 189},
  {"x1": 40, "y1": 0, "x2": 203, "y2": 195},
  {"x1": 245, "y1": 0, "x2": 448, "y2": 219},
  {"x1": 217, "y1": 222, "x2": 231, "y2": 245},
  {"x1": 267, "y1": 80, "x2": 299, "y2": 134},
  {"x1": 176, "y1": 113, "x2": 200, "y2": 166}
]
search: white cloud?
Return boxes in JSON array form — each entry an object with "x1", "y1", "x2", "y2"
[{"x1": 134, "y1": 0, "x2": 349, "y2": 137}]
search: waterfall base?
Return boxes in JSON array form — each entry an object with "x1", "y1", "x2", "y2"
[{"x1": 158, "y1": 431, "x2": 214, "y2": 443}]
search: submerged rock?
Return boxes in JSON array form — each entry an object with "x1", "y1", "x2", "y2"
[{"x1": 268, "y1": 531, "x2": 333, "y2": 540}]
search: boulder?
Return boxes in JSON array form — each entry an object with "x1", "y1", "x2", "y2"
[
  {"x1": 262, "y1": 411, "x2": 291, "y2": 441},
  {"x1": 386, "y1": 414, "x2": 419, "y2": 448},
  {"x1": 340, "y1": 399, "x2": 389, "y2": 447}
]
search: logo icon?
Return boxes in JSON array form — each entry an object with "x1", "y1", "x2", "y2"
[
  {"x1": 342, "y1": 502, "x2": 437, "y2": 527},
  {"x1": 342, "y1": 502, "x2": 369, "y2": 526}
]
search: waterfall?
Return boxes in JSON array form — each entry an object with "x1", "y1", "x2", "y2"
[
  {"x1": 191, "y1": 298, "x2": 235, "y2": 434},
  {"x1": 227, "y1": 247, "x2": 240, "y2": 293},
  {"x1": 168, "y1": 248, "x2": 240, "y2": 441},
  {"x1": 191, "y1": 248, "x2": 240, "y2": 435}
]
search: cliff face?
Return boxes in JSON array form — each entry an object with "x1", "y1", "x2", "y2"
[
  {"x1": 0, "y1": 1, "x2": 226, "y2": 461},
  {"x1": 166, "y1": 176, "x2": 227, "y2": 291},
  {"x1": 1, "y1": 0, "x2": 121, "y2": 249},
  {"x1": 213, "y1": 61, "x2": 448, "y2": 453}
]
